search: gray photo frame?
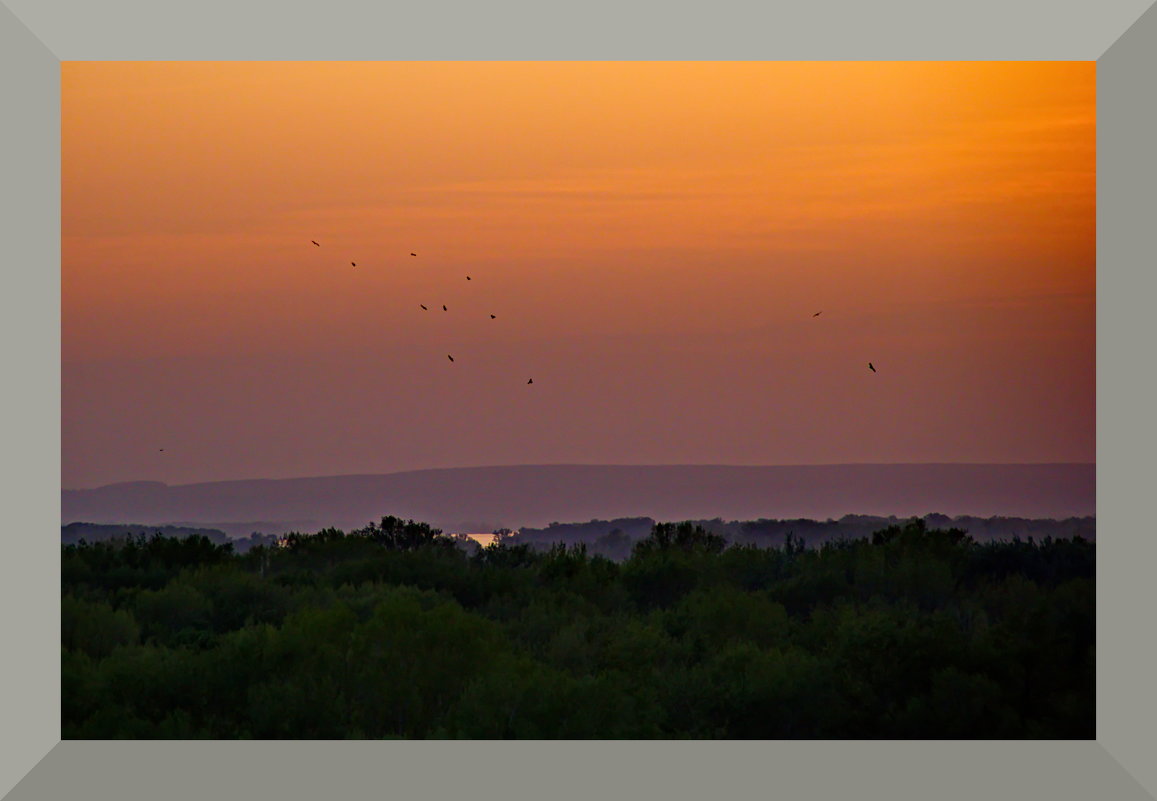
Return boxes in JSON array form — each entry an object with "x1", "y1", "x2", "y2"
[{"x1": 3, "y1": 1, "x2": 1154, "y2": 798}]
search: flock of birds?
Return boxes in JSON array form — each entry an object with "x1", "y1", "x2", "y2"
[
  {"x1": 154, "y1": 242, "x2": 877, "y2": 454},
  {"x1": 311, "y1": 239, "x2": 537, "y2": 385},
  {"x1": 305, "y1": 234, "x2": 874, "y2": 381}
]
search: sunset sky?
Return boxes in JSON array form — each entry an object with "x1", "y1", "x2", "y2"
[{"x1": 62, "y1": 62, "x2": 1095, "y2": 489}]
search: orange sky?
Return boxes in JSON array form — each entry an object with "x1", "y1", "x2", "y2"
[{"x1": 62, "y1": 62, "x2": 1095, "y2": 489}]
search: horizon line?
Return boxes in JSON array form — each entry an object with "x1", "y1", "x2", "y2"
[{"x1": 64, "y1": 460, "x2": 1097, "y2": 493}]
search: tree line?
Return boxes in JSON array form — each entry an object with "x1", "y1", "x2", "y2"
[{"x1": 62, "y1": 516, "x2": 1094, "y2": 738}]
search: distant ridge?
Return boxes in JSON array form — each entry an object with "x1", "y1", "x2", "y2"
[{"x1": 62, "y1": 463, "x2": 1095, "y2": 533}]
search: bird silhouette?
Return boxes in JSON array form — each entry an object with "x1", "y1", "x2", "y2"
[
  {"x1": 868, "y1": 362, "x2": 877, "y2": 373},
  {"x1": 442, "y1": 305, "x2": 448, "y2": 311},
  {"x1": 311, "y1": 240, "x2": 320, "y2": 247},
  {"x1": 159, "y1": 448, "x2": 165, "y2": 452},
  {"x1": 466, "y1": 276, "x2": 472, "y2": 281},
  {"x1": 527, "y1": 378, "x2": 533, "y2": 385},
  {"x1": 420, "y1": 304, "x2": 428, "y2": 311},
  {"x1": 448, "y1": 354, "x2": 455, "y2": 362},
  {"x1": 813, "y1": 311, "x2": 822, "y2": 317},
  {"x1": 490, "y1": 314, "x2": 497, "y2": 319},
  {"x1": 410, "y1": 253, "x2": 417, "y2": 257},
  {"x1": 351, "y1": 261, "x2": 357, "y2": 267}
]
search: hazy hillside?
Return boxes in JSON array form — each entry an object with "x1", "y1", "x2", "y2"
[
  {"x1": 61, "y1": 522, "x2": 280, "y2": 553},
  {"x1": 516, "y1": 513, "x2": 1097, "y2": 558},
  {"x1": 62, "y1": 463, "x2": 1095, "y2": 533},
  {"x1": 61, "y1": 522, "x2": 231, "y2": 546}
]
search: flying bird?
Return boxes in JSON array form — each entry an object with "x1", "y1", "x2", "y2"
[
  {"x1": 448, "y1": 354, "x2": 455, "y2": 362},
  {"x1": 420, "y1": 304, "x2": 427, "y2": 311},
  {"x1": 490, "y1": 314, "x2": 497, "y2": 319},
  {"x1": 466, "y1": 276, "x2": 472, "y2": 281},
  {"x1": 812, "y1": 311, "x2": 822, "y2": 317},
  {"x1": 868, "y1": 363, "x2": 877, "y2": 373},
  {"x1": 351, "y1": 261, "x2": 357, "y2": 267},
  {"x1": 158, "y1": 448, "x2": 165, "y2": 452},
  {"x1": 410, "y1": 253, "x2": 417, "y2": 257},
  {"x1": 442, "y1": 305, "x2": 448, "y2": 311},
  {"x1": 311, "y1": 240, "x2": 320, "y2": 247},
  {"x1": 527, "y1": 379, "x2": 533, "y2": 385}
]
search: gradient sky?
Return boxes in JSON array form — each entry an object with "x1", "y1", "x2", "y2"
[{"x1": 62, "y1": 62, "x2": 1095, "y2": 489}]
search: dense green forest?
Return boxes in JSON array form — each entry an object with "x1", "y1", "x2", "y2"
[{"x1": 62, "y1": 517, "x2": 1094, "y2": 739}]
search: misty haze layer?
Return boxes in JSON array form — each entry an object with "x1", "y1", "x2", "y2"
[{"x1": 61, "y1": 463, "x2": 1094, "y2": 533}]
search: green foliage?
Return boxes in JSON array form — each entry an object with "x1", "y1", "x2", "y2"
[
  {"x1": 355, "y1": 516, "x2": 457, "y2": 551},
  {"x1": 61, "y1": 517, "x2": 1094, "y2": 739},
  {"x1": 132, "y1": 582, "x2": 214, "y2": 645},
  {"x1": 62, "y1": 596, "x2": 140, "y2": 659},
  {"x1": 632, "y1": 522, "x2": 728, "y2": 558}
]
